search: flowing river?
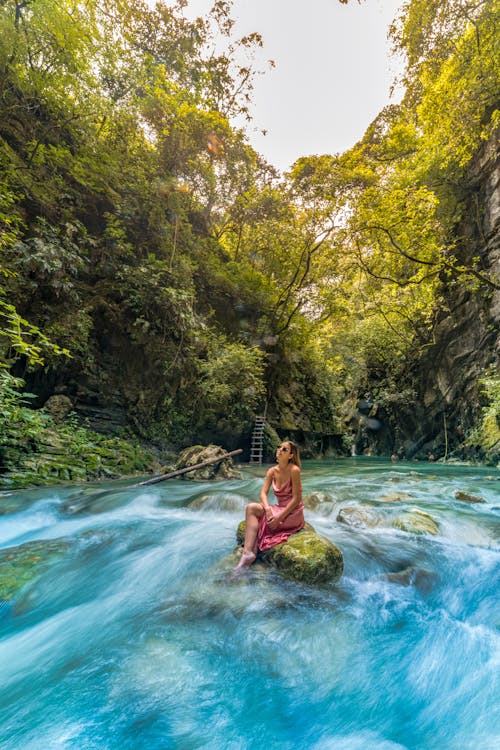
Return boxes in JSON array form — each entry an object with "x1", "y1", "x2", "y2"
[{"x1": 0, "y1": 458, "x2": 499, "y2": 750}]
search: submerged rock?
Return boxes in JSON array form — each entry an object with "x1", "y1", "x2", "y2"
[
  {"x1": 335, "y1": 503, "x2": 440, "y2": 537},
  {"x1": 454, "y1": 490, "x2": 486, "y2": 503},
  {"x1": 385, "y1": 565, "x2": 436, "y2": 592},
  {"x1": 175, "y1": 445, "x2": 242, "y2": 481},
  {"x1": 0, "y1": 538, "x2": 70, "y2": 601},
  {"x1": 392, "y1": 509, "x2": 439, "y2": 535},
  {"x1": 188, "y1": 492, "x2": 248, "y2": 511},
  {"x1": 302, "y1": 492, "x2": 333, "y2": 510},
  {"x1": 337, "y1": 505, "x2": 383, "y2": 528},
  {"x1": 376, "y1": 492, "x2": 412, "y2": 503},
  {"x1": 235, "y1": 521, "x2": 343, "y2": 585}
]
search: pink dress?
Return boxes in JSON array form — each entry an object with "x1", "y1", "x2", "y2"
[{"x1": 257, "y1": 472, "x2": 305, "y2": 551}]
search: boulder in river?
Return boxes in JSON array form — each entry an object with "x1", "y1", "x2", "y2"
[
  {"x1": 392, "y1": 509, "x2": 439, "y2": 535},
  {"x1": 302, "y1": 492, "x2": 336, "y2": 512},
  {"x1": 187, "y1": 492, "x2": 248, "y2": 511},
  {"x1": 236, "y1": 520, "x2": 343, "y2": 585},
  {"x1": 454, "y1": 490, "x2": 485, "y2": 503},
  {"x1": 337, "y1": 505, "x2": 383, "y2": 528},
  {"x1": 376, "y1": 492, "x2": 412, "y2": 503},
  {"x1": 175, "y1": 445, "x2": 242, "y2": 481}
]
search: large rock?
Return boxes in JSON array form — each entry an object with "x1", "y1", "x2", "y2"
[
  {"x1": 43, "y1": 394, "x2": 74, "y2": 422},
  {"x1": 175, "y1": 445, "x2": 242, "y2": 481},
  {"x1": 302, "y1": 492, "x2": 336, "y2": 511},
  {"x1": 454, "y1": 490, "x2": 485, "y2": 503},
  {"x1": 335, "y1": 503, "x2": 440, "y2": 536},
  {"x1": 236, "y1": 521, "x2": 343, "y2": 585},
  {"x1": 392, "y1": 509, "x2": 439, "y2": 535},
  {"x1": 337, "y1": 505, "x2": 383, "y2": 528}
]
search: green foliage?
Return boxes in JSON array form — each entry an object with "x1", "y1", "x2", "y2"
[
  {"x1": 0, "y1": 372, "x2": 48, "y2": 458},
  {"x1": 194, "y1": 339, "x2": 266, "y2": 433},
  {"x1": 300, "y1": 0, "x2": 499, "y2": 409},
  {"x1": 467, "y1": 372, "x2": 500, "y2": 460},
  {"x1": 0, "y1": 372, "x2": 154, "y2": 487}
]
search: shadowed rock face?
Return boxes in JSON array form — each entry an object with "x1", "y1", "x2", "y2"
[{"x1": 236, "y1": 520, "x2": 343, "y2": 585}]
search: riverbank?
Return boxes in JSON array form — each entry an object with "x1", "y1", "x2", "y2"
[
  {"x1": 1, "y1": 416, "x2": 497, "y2": 492},
  {"x1": 0, "y1": 415, "x2": 158, "y2": 490}
]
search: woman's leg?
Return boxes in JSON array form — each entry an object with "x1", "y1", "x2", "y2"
[{"x1": 237, "y1": 503, "x2": 263, "y2": 567}]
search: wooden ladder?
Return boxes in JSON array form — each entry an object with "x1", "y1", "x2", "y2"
[{"x1": 249, "y1": 415, "x2": 266, "y2": 464}]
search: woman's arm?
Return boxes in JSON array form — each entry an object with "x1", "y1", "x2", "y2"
[{"x1": 260, "y1": 468, "x2": 274, "y2": 516}]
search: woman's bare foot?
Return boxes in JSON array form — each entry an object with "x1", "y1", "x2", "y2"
[{"x1": 236, "y1": 550, "x2": 256, "y2": 569}]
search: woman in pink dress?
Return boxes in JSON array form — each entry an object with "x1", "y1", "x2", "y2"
[{"x1": 236, "y1": 439, "x2": 305, "y2": 569}]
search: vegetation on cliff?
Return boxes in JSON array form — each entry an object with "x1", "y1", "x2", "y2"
[{"x1": 0, "y1": 0, "x2": 498, "y2": 483}]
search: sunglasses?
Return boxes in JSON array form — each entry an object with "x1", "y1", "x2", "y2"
[{"x1": 277, "y1": 446, "x2": 290, "y2": 452}]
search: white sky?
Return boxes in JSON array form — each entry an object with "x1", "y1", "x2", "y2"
[{"x1": 183, "y1": 0, "x2": 405, "y2": 172}]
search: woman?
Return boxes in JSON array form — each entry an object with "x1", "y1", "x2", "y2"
[{"x1": 236, "y1": 439, "x2": 305, "y2": 569}]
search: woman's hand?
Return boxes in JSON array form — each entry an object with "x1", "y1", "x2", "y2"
[{"x1": 266, "y1": 513, "x2": 283, "y2": 531}]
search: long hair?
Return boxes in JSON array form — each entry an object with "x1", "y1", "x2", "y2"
[{"x1": 287, "y1": 440, "x2": 301, "y2": 469}]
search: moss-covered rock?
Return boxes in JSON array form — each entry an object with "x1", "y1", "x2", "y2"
[
  {"x1": 392, "y1": 508, "x2": 439, "y2": 535},
  {"x1": 175, "y1": 445, "x2": 242, "y2": 481},
  {"x1": 262, "y1": 530, "x2": 344, "y2": 584},
  {"x1": 0, "y1": 419, "x2": 155, "y2": 489},
  {"x1": 0, "y1": 538, "x2": 70, "y2": 601},
  {"x1": 236, "y1": 520, "x2": 343, "y2": 585}
]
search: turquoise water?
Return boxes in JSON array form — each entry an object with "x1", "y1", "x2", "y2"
[{"x1": 0, "y1": 458, "x2": 499, "y2": 750}]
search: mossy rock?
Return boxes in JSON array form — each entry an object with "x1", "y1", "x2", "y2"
[
  {"x1": 0, "y1": 538, "x2": 70, "y2": 601},
  {"x1": 392, "y1": 509, "x2": 439, "y2": 535},
  {"x1": 175, "y1": 445, "x2": 241, "y2": 481},
  {"x1": 236, "y1": 521, "x2": 343, "y2": 585},
  {"x1": 263, "y1": 530, "x2": 344, "y2": 584}
]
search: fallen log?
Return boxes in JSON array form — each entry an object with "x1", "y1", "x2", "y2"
[{"x1": 136, "y1": 448, "x2": 243, "y2": 486}]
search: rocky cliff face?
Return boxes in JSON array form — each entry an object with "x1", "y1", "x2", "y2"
[
  {"x1": 358, "y1": 134, "x2": 499, "y2": 461},
  {"x1": 419, "y1": 134, "x2": 499, "y2": 457}
]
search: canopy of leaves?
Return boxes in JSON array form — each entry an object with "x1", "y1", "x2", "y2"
[{"x1": 0, "y1": 0, "x2": 497, "y2": 455}]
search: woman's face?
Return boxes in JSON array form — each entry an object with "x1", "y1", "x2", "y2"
[{"x1": 276, "y1": 442, "x2": 292, "y2": 461}]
